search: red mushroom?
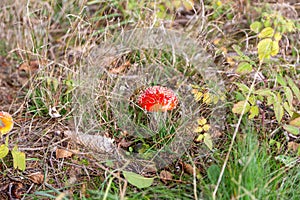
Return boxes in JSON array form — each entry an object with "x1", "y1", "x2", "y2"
[{"x1": 137, "y1": 86, "x2": 178, "y2": 112}]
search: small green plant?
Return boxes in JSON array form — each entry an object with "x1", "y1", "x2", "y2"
[
  {"x1": 232, "y1": 11, "x2": 300, "y2": 139},
  {"x1": 250, "y1": 11, "x2": 296, "y2": 62},
  {"x1": 28, "y1": 74, "x2": 75, "y2": 118}
]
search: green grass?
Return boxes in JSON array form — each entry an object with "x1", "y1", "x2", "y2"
[{"x1": 200, "y1": 124, "x2": 300, "y2": 199}]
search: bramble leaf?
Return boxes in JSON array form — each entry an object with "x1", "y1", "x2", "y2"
[
  {"x1": 250, "y1": 21, "x2": 263, "y2": 33},
  {"x1": 258, "y1": 38, "x2": 272, "y2": 61},
  {"x1": 232, "y1": 100, "x2": 251, "y2": 115},
  {"x1": 258, "y1": 27, "x2": 274, "y2": 38},
  {"x1": 236, "y1": 62, "x2": 252, "y2": 75}
]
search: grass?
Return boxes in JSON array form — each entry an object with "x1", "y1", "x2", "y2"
[{"x1": 0, "y1": 0, "x2": 300, "y2": 199}]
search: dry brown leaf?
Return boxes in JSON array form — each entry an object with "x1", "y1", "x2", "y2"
[
  {"x1": 28, "y1": 172, "x2": 44, "y2": 184},
  {"x1": 288, "y1": 141, "x2": 299, "y2": 152},
  {"x1": 118, "y1": 138, "x2": 133, "y2": 148},
  {"x1": 159, "y1": 170, "x2": 173, "y2": 183},
  {"x1": 56, "y1": 148, "x2": 73, "y2": 159},
  {"x1": 109, "y1": 61, "x2": 131, "y2": 74},
  {"x1": 18, "y1": 60, "x2": 47, "y2": 74},
  {"x1": 182, "y1": 162, "x2": 194, "y2": 175},
  {"x1": 182, "y1": 162, "x2": 200, "y2": 177}
]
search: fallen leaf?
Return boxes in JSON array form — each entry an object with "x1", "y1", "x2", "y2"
[
  {"x1": 56, "y1": 148, "x2": 73, "y2": 159},
  {"x1": 28, "y1": 172, "x2": 44, "y2": 184},
  {"x1": 159, "y1": 170, "x2": 173, "y2": 183},
  {"x1": 182, "y1": 162, "x2": 193, "y2": 175},
  {"x1": 181, "y1": 162, "x2": 201, "y2": 179},
  {"x1": 10, "y1": 182, "x2": 24, "y2": 199},
  {"x1": 18, "y1": 59, "x2": 46, "y2": 74},
  {"x1": 109, "y1": 61, "x2": 131, "y2": 74}
]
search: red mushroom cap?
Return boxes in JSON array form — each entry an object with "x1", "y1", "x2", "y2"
[{"x1": 137, "y1": 86, "x2": 178, "y2": 112}]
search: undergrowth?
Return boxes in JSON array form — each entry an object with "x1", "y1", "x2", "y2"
[{"x1": 0, "y1": 0, "x2": 299, "y2": 199}]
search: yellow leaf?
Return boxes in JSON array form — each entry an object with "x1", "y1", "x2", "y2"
[
  {"x1": 258, "y1": 27, "x2": 274, "y2": 39},
  {"x1": 0, "y1": 112, "x2": 14, "y2": 135},
  {"x1": 203, "y1": 124, "x2": 211, "y2": 132},
  {"x1": 194, "y1": 127, "x2": 203, "y2": 133},
  {"x1": 271, "y1": 40, "x2": 279, "y2": 56},
  {"x1": 194, "y1": 91, "x2": 203, "y2": 101},
  {"x1": 0, "y1": 144, "x2": 9, "y2": 159},
  {"x1": 11, "y1": 146, "x2": 26, "y2": 171},
  {"x1": 274, "y1": 32, "x2": 282, "y2": 41},
  {"x1": 249, "y1": 105, "x2": 259, "y2": 119},
  {"x1": 195, "y1": 134, "x2": 204, "y2": 142},
  {"x1": 197, "y1": 117, "x2": 207, "y2": 126},
  {"x1": 232, "y1": 100, "x2": 251, "y2": 115},
  {"x1": 203, "y1": 93, "x2": 211, "y2": 104},
  {"x1": 203, "y1": 133, "x2": 213, "y2": 150},
  {"x1": 172, "y1": 0, "x2": 194, "y2": 11},
  {"x1": 258, "y1": 38, "x2": 272, "y2": 61},
  {"x1": 274, "y1": 102, "x2": 284, "y2": 123}
]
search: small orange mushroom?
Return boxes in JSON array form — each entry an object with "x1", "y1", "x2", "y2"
[
  {"x1": 137, "y1": 86, "x2": 178, "y2": 112},
  {"x1": 0, "y1": 111, "x2": 14, "y2": 135}
]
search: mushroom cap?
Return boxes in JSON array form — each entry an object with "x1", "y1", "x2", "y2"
[
  {"x1": 0, "y1": 111, "x2": 14, "y2": 135},
  {"x1": 137, "y1": 86, "x2": 178, "y2": 112}
]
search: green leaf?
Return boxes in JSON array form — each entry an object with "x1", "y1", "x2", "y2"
[
  {"x1": 248, "y1": 95, "x2": 256, "y2": 105},
  {"x1": 286, "y1": 76, "x2": 300, "y2": 102},
  {"x1": 258, "y1": 38, "x2": 272, "y2": 61},
  {"x1": 11, "y1": 146, "x2": 26, "y2": 171},
  {"x1": 0, "y1": 144, "x2": 9, "y2": 159},
  {"x1": 250, "y1": 21, "x2": 263, "y2": 33},
  {"x1": 234, "y1": 82, "x2": 250, "y2": 94},
  {"x1": 123, "y1": 171, "x2": 154, "y2": 189},
  {"x1": 290, "y1": 117, "x2": 300, "y2": 127},
  {"x1": 284, "y1": 86, "x2": 293, "y2": 107},
  {"x1": 274, "y1": 102, "x2": 284, "y2": 123},
  {"x1": 232, "y1": 44, "x2": 244, "y2": 57},
  {"x1": 283, "y1": 124, "x2": 299, "y2": 135},
  {"x1": 232, "y1": 100, "x2": 251, "y2": 115},
  {"x1": 283, "y1": 102, "x2": 294, "y2": 117},
  {"x1": 249, "y1": 105, "x2": 259, "y2": 119},
  {"x1": 236, "y1": 62, "x2": 252, "y2": 74},
  {"x1": 203, "y1": 133, "x2": 213, "y2": 151},
  {"x1": 258, "y1": 27, "x2": 274, "y2": 39},
  {"x1": 207, "y1": 164, "x2": 220, "y2": 184},
  {"x1": 254, "y1": 89, "x2": 273, "y2": 96},
  {"x1": 276, "y1": 74, "x2": 287, "y2": 87}
]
